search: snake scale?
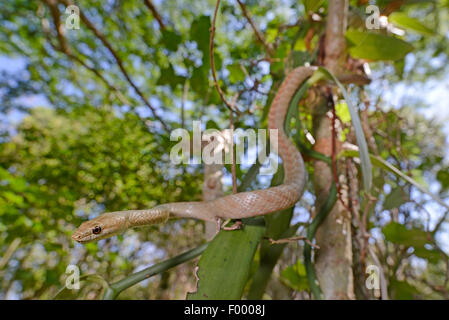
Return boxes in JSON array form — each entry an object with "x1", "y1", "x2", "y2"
[{"x1": 72, "y1": 66, "x2": 315, "y2": 243}]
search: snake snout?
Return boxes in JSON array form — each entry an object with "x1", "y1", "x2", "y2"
[
  {"x1": 71, "y1": 231, "x2": 83, "y2": 242},
  {"x1": 72, "y1": 225, "x2": 90, "y2": 243}
]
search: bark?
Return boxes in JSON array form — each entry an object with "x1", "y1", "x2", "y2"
[
  {"x1": 323, "y1": 0, "x2": 348, "y2": 75},
  {"x1": 312, "y1": 0, "x2": 355, "y2": 299},
  {"x1": 202, "y1": 133, "x2": 224, "y2": 240}
]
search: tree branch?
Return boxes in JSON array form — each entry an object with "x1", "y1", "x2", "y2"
[
  {"x1": 312, "y1": 0, "x2": 355, "y2": 300},
  {"x1": 43, "y1": 0, "x2": 130, "y2": 106},
  {"x1": 59, "y1": 0, "x2": 170, "y2": 133},
  {"x1": 210, "y1": 0, "x2": 240, "y2": 114},
  {"x1": 236, "y1": 0, "x2": 273, "y2": 56},
  {"x1": 143, "y1": 0, "x2": 166, "y2": 30}
]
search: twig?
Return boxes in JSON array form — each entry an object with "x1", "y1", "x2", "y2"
[
  {"x1": 143, "y1": 0, "x2": 166, "y2": 30},
  {"x1": 230, "y1": 94, "x2": 239, "y2": 194},
  {"x1": 236, "y1": 0, "x2": 273, "y2": 56},
  {"x1": 222, "y1": 219, "x2": 243, "y2": 231},
  {"x1": 268, "y1": 236, "x2": 320, "y2": 249},
  {"x1": 43, "y1": 0, "x2": 130, "y2": 106},
  {"x1": 0, "y1": 238, "x2": 21, "y2": 269},
  {"x1": 210, "y1": 0, "x2": 239, "y2": 114},
  {"x1": 60, "y1": 0, "x2": 170, "y2": 133},
  {"x1": 181, "y1": 80, "x2": 188, "y2": 129},
  {"x1": 432, "y1": 207, "x2": 449, "y2": 236},
  {"x1": 330, "y1": 92, "x2": 351, "y2": 212}
]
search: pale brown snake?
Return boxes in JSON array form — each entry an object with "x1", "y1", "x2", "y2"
[{"x1": 72, "y1": 66, "x2": 315, "y2": 243}]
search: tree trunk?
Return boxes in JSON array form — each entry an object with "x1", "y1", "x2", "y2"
[
  {"x1": 312, "y1": 0, "x2": 355, "y2": 299},
  {"x1": 202, "y1": 133, "x2": 224, "y2": 240}
]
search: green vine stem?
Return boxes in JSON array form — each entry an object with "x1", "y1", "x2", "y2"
[
  {"x1": 303, "y1": 182, "x2": 337, "y2": 299},
  {"x1": 102, "y1": 242, "x2": 208, "y2": 300},
  {"x1": 285, "y1": 77, "x2": 338, "y2": 299}
]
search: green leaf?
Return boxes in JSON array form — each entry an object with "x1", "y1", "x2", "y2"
[
  {"x1": 389, "y1": 13, "x2": 434, "y2": 36},
  {"x1": 191, "y1": 67, "x2": 209, "y2": 96},
  {"x1": 437, "y1": 169, "x2": 449, "y2": 190},
  {"x1": 292, "y1": 51, "x2": 312, "y2": 68},
  {"x1": 161, "y1": 30, "x2": 182, "y2": 51},
  {"x1": 309, "y1": 67, "x2": 372, "y2": 192},
  {"x1": 247, "y1": 217, "x2": 298, "y2": 299},
  {"x1": 335, "y1": 102, "x2": 351, "y2": 124},
  {"x1": 190, "y1": 15, "x2": 211, "y2": 67},
  {"x1": 8, "y1": 177, "x2": 27, "y2": 192},
  {"x1": 157, "y1": 64, "x2": 184, "y2": 89},
  {"x1": 345, "y1": 30, "x2": 413, "y2": 61},
  {"x1": 227, "y1": 63, "x2": 245, "y2": 82},
  {"x1": 280, "y1": 259, "x2": 309, "y2": 291},
  {"x1": 390, "y1": 280, "x2": 419, "y2": 300},
  {"x1": 413, "y1": 246, "x2": 441, "y2": 264},
  {"x1": 303, "y1": 0, "x2": 324, "y2": 13},
  {"x1": 382, "y1": 222, "x2": 429, "y2": 248},
  {"x1": 187, "y1": 218, "x2": 265, "y2": 299},
  {"x1": 384, "y1": 188, "x2": 408, "y2": 210},
  {"x1": 339, "y1": 150, "x2": 449, "y2": 211},
  {"x1": 3, "y1": 191, "x2": 24, "y2": 205},
  {"x1": 394, "y1": 58, "x2": 405, "y2": 78}
]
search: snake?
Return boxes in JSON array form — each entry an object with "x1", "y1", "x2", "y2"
[{"x1": 72, "y1": 66, "x2": 316, "y2": 243}]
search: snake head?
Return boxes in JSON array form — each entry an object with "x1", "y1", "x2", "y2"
[{"x1": 72, "y1": 212, "x2": 128, "y2": 243}]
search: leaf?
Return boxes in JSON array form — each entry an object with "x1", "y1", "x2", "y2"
[
  {"x1": 8, "y1": 177, "x2": 27, "y2": 192},
  {"x1": 413, "y1": 246, "x2": 441, "y2": 264},
  {"x1": 437, "y1": 169, "x2": 449, "y2": 190},
  {"x1": 389, "y1": 12, "x2": 434, "y2": 36},
  {"x1": 187, "y1": 218, "x2": 265, "y2": 300},
  {"x1": 227, "y1": 63, "x2": 245, "y2": 82},
  {"x1": 345, "y1": 30, "x2": 413, "y2": 61},
  {"x1": 384, "y1": 188, "x2": 408, "y2": 210},
  {"x1": 291, "y1": 51, "x2": 312, "y2": 66},
  {"x1": 394, "y1": 58, "x2": 405, "y2": 79},
  {"x1": 335, "y1": 102, "x2": 351, "y2": 124},
  {"x1": 382, "y1": 222, "x2": 429, "y2": 248},
  {"x1": 3, "y1": 191, "x2": 24, "y2": 205},
  {"x1": 161, "y1": 30, "x2": 182, "y2": 51},
  {"x1": 340, "y1": 149, "x2": 449, "y2": 211},
  {"x1": 309, "y1": 67, "x2": 372, "y2": 192},
  {"x1": 303, "y1": 0, "x2": 324, "y2": 13},
  {"x1": 190, "y1": 15, "x2": 211, "y2": 67},
  {"x1": 191, "y1": 66, "x2": 209, "y2": 96},
  {"x1": 280, "y1": 259, "x2": 309, "y2": 291},
  {"x1": 390, "y1": 280, "x2": 419, "y2": 300},
  {"x1": 157, "y1": 64, "x2": 184, "y2": 89},
  {"x1": 247, "y1": 217, "x2": 298, "y2": 299}
]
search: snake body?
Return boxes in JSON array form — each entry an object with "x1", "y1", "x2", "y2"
[{"x1": 72, "y1": 66, "x2": 315, "y2": 243}]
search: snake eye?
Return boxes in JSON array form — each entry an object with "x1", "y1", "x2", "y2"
[{"x1": 92, "y1": 226, "x2": 102, "y2": 235}]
